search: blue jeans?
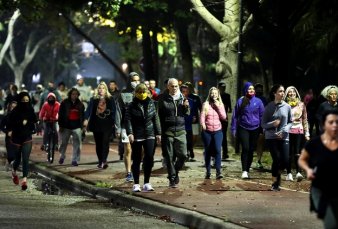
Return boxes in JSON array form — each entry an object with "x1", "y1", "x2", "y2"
[
  {"x1": 12, "y1": 141, "x2": 32, "y2": 178},
  {"x1": 201, "y1": 130, "x2": 223, "y2": 175},
  {"x1": 59, "y1": 128, "x2": 82, "y2": 162}
]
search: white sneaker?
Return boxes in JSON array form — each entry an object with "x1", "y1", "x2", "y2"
[
  {"x1": 286, "y1": 173, "x2": 294, "y2": 181},
  {"x1": 143, "y1": 183, "x2": 154, "y2": 191},
  {"x1": 241, "y1": 171, "x2": 249, "y2": 179},
  {"x1": 296, "y1": 172, "x2": 303, "y2": 182},
  {"x1": 132, "y1": 184, "x2": 141, "y2": 192}
]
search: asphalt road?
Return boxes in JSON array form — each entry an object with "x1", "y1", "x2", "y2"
[{"x1": 0, "y1": 161, "x2": 186, "y2": 229}]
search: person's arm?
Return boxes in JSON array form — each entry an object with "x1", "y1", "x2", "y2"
[
  {"x1": 200, "y1": 102, "x2": 206, "y2": 130},
  {"x1": 298, "y1": 148, "x2": 315, "y2": 180}
]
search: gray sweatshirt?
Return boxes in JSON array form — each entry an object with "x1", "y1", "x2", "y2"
[{"x1": 261, "y1": 101, "x2": 292, "y2": 140}]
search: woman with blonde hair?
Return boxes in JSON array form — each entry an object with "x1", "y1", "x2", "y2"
[
  {"x1": 84, "y1": 82, "x2": 116, "y2": 169},
  {"x1": 200, "y1": 87, "x2": 227, "y2": 179},
  {"x1": 283, "y1": 86, "x2": 310, "y2": 181}
]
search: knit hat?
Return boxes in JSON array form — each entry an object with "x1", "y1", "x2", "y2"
[{"x1": 243, "y1": 82, "x2": 253, "y2": 95}]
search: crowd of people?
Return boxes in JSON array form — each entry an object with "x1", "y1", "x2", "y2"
[{"x1": 0, "y1": 74, "x2": 337, "y2": 228}]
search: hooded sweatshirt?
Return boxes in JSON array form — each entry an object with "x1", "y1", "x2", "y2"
[
  {"x1": 283, "y1": 86, "x2": 310, "y2": 137},
  {"x1": 261, "y1": 101, "x2": 292, "y2": 140},
  {"x1": 39, "y1": 93, "x2": 60, "y2": 121},
  {"x1": 231, "y1": 82, "x2": 265, "y2": 135}
]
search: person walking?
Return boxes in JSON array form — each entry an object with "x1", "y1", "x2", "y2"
[
  {"x1": 261, "y1": 84, "x2": 292, "y2": 191},
  {"x1": 231, "y1": 82, "x2": 264, "y2": 179},
  {"x1": 217, "y1": 81, "x2": 232, "y2": 160},
  {"x1": 84, "y1": 82, "x2": 116, "y2": 169},
  {"x1": 283, "y1": 86, "x2": 310, "y2": 181},
  {"x1": 0, "y1": 101, "x2": 17, "y2": 170},
  {"x1": 298, "y1": 109, "x2": 338, "y2": 229},
  {"x1": 316, "y1": 85, "x2": 338, "y2": 133},
  {"x1": 125, "y1": 83, "x2": 161, "y2": 192},
  {"x1": 7, "y1": 92, "x2": 38, "y2": 190},
  {"x1": 200, "y1": 87, "x2": 227, "y2": 179},
  {"x1": 158, "y1": 78, "x2": 189, "y2": 188},
  {"x1": 39, "y1": 92, "x2": 60, "y2": 154},
  {"x1": 116, "y1": 72, "x2": 141, "y2": 181},
  {"x1": 58, "y1": 88, "x2": 85, "y2": 166}
]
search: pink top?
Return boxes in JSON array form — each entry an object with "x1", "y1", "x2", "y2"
[{"x1": 200, "y1": 102, "x2": 227, "y2": 132}]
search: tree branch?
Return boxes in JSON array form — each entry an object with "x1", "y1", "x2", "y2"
[
  {"x1": 0, "y1": 9, "x2": 20, "y2": 65},
  {"x1": 190, "y1": 0, "x2": 229, "y2": 39}
]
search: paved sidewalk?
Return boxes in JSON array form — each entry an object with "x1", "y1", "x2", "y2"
[{"x1": 1, "y1": 134, "x2": 323, "y2": 229}]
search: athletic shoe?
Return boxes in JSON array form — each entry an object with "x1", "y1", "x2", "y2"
[
  {"x1": 143, "y1": 183, "x2": 154, "y2": 191},
  {"x1": 71, "y1": 161, "x2": 78, "y2": 166},
  {"x1": 174, "y1": 174, "x2": 180, "y2": 184},
  {"x1": 216, "y1": 173, "x2": 223, "y2": 180},
  {"x1": 132, "y1": 184, "x2": 141, "y2": 192},
  {"x1": 21, "y1": 181, "x2": 28, "y2": 191},
  {"x1": 241, "y1": 171, "x2": 249, "y2": 179},
  {"x1": 271, "y1": 182, "x2": 281, "y2": 191},
  {"x1": 169, "y1": 180, "x2": 177, "y2": 188},
  {"x1": 205, "y1": 173, "x2": 211, "y2": 179},
  {"x1": 102, "y1": 163, "x2": 108, "y2": 169},
  {"x1": 256, "y1": 161, "x2": 264, "y2": 169},
  {"x1": 126, "y1": 172, "x2": 133, "y2": 182},
  {"x1": 286, "y1": 173, "x2": 294, "y2": 181},
  {"x1": 12, "y1": 172, "x2": 19, "y2": 185},
  {"x1": 296, "y1": 172, "x2": 304, "y2": 182}
]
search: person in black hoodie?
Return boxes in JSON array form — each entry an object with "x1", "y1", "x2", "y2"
[
  {"x1": 0, "y1": 101, "x2": 17, "y2": 170},
  {"x1": 7, "y1": 92, "x2": 38, "y2": 190}
]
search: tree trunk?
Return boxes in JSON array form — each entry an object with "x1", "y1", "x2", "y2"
[
  {"x1": 142, "y1": 26, "x2": 154, "y2": 80},
  {"x1": 176, "y1": 21, "x2": 193, "y2": 83},
  {"x1": 13, "y1": 67, "x2": 24, "y2": 88}
]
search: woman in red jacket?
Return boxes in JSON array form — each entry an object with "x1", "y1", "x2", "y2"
[{"x1": 39, "y1": 92, "x2": 60, "y2": 154}]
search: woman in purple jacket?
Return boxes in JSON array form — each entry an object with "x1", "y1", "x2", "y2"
[{"x1": 231, "y1": 82, "x2": 265, "y2": 179}]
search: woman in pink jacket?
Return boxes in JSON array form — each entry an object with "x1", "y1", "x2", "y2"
[{"x1": 200, "y1": 87, "x2": 227, "y2": 179}]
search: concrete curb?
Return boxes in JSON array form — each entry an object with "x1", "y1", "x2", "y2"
[{"x1": 30, "y1": 162, "x2": 247, "y2": 229}]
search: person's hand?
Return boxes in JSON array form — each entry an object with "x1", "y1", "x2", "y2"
[
  {"x1": 305, "y1": 136, "x2": 310, "y2": 141},
  {"x1": 128, "y1": 134, "x2": 134, "y2": 143},
  {"x1": 116, "y1": 132, "x2": 121, "y2": 138},
  {"x1": 8, "y1": 131, "x2": 12, "y2": 137},
  {"x1": 83, "y1": 120, "x2": 88, "y2": 127},
  {"x1": 272, "y1": 119, "x2": 280, "y2": 127},
  {"x1": 201, "y1": 124, "x2": 206, "y2": 131},
  {"x1": 23, "y1": 119, "x2": 27, "y2": 126},
  {"x1": 192, "y1": 116, "x2": 197, "y2": 123},
  {"x1": 183, "y1": 98, "x2": 189, "y2": 107},
  {"x1": 305, "y1": 168, "x2": 316, "y2": 180},
  {"x1": 156, "y1": 135, "x2": 161, "y2": 144},
  {"x1": 231, "y1": 131, "x2": 236, "y2": 138}
]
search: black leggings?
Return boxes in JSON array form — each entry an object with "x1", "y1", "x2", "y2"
[
  {"x1": 266, "y1": 139, "x2": 289, "y2": 177},
  {"x1": 93, "y1": 130, "x2": 112, "y2": 164},
  {"x1": 287, "y1": 133, "x2": 303, "y2": 173},
  {"x1": 131, "y1": 139, "x2": 155, "y2": 184}
]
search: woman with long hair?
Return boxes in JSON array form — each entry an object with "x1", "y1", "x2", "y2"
[
  {"x1": 84, "y1": 82, "x2": 116, "y2": 169},
  {"x1": 298, "y1": 110, "x2": 338, "y2": 228},
  {"x1": 231, "y1": 82, "x2": 265, "y2": 179},
  {"x1": 283, "y1": 86, "x2": 310, "y2": 181},
  {"x1": 261, "y1": 85, "x2": 292, "y2": 191},
  {"x1": 200, "y1": 87, "x2": 227, "y2": 179}
]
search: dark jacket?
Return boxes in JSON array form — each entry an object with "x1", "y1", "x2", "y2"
[
  {"x1": 125, "y1": 97, "x2": 161, "y2": 139},
  {"x1": 85, "y1": 96, "x2": 116, "y2": 132},
  {"x1": 158, "y1": 93, "x2": 190, "y2": 136},
  {"x1": 58, "y1": 98, "x2": 85, "y2": 129}
]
